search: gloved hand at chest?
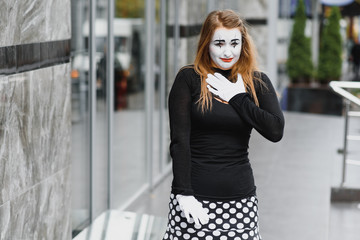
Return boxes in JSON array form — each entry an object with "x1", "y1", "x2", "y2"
[
  {"x1": 176, "y1": 194, "x2": 209, "y2": 226},
  {"x1": 206, "y1": 73, "x2": 246, "y2": 102}
]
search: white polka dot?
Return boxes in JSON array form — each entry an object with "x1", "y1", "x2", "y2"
[
  {"x1": 194, "y1": 224, "x2": 202, "y2": 229},
  {"x1": 255, "y1": 216, "x2": 258, "y2": 222},
  {"x1": 242, "y1": 207, "x2": 249, "y2": 213},
  {"x1": 180, "y1": 222, "x2": 187, "y2": 228},
  {"x1": 229, "y1": 218, "x2": 237, "y2": 224},
  {"x1": 204, "y1": 200, "x2": 209, "y2": 204},
  {"x1": 230, "y1": 200, "x2": 236, "y2": 204},
  {"x1": 241, "y1": 198, "x2": 247, "y2": 203},
  {"x1": 220, "y1": 236, "x2": 228, "y2": 240},
  {"x1": 169, "y1": 236, "x2": 173, "y2": 240},
  {"x1": 197, "y1": 231, "x2": 205, "y2": 237},
  {"x1": 229, "y1": 208, "x2": 236, "y2": 214},
  {"x1": 237, "y1": 228, "x2": 245, "y2": 233},
  {"x1": 236, "y1": 202, "x2": 242, "y2": 208},
  {"x1": 215, "y1": 218, "x2": 223, "y2": 224},
  {"x1": 174, "y1": 237, "x2": 178, "y2": 240},
  {"x1": 173, "y1": 199, "x2": 177, "y2": 205},
  {"x1": 175, "y1": 226, "x2": 181, "y2": 231},
  {"x1": 250, "y1": 196, "x2": 256, "y2": 202},
  {"x1": 171, "y1": 220, "x2": 175, "y2": 226},
  {"x1": 217, "y1": 201, "x2": 223, "y2": 204},
  {"x1": 209, "y1": 203, "x2": 217, "y2": 209},
  {"x1": 250, "y1": 222, "x2": 255, "y2": 228},
  {"x1": 223, "y1": 203, "x2": 230, "y2": 209},
  {"x1": 242, "y1": 233, "x2": 249, "y2": 239},
  {"x1": 170, "y1": 228, "x2": 175, "y2": 233},
  {"x1": 247, "y1": 202, "x2": 253, "y2": 208},
  {"x1": 183, "y1": 233, "x2": 190, "y2": 239},
  {"x1": 171, "y1": 193, "x2": 174, "y2": 198},
  {"x1": 216, "y1": 208, "x2": 223, "y2": 214},
  {"x1": 228, "y1": 231, "x2": 236, "y2": 237},
  {"x1": 175, "y1": 205, "x2": 181, "y2": 212},
  {"x1": 255, "y1": 228, "x2": 258, "y2": 234},
  {"x1": 237, "y1": 223, "x2": 244, "y2": 229},
  {"x1": 244, "y1": 217, "x2": 250, "y2": 223},
  {"x1": 223, "y1": 223, "x2": 230, "y2": 229},
  {"x1": 209, "y1": 223, "x2": 216, "y2": 229},
  {"x1": 170, "y1": 203, "x2": 173, "y2": 208},
  {"x1": 249, "y1": 211, "x2": 255, "y2": 218},
  {"x1": 188, "y1": 218, "x2": 194, "y2": 224},
  {"x1": 171, "y1": 210, "x2": 175, "y2": 215},
  {"x1": 234, "y1": 237, "x2": 241, "y2": 240},
  {"x1": 164, "y1": 233, "x2": 169, "y2": 239},
  {"x1": 187, "y1": 228, "x2": 195, "y2": 233},
  {"x1": 175, "y1": 231, "x2": 181, "y2": 236},
  {"x1": 249, "y1": 230, "x2": 254, "y2": 236},
  {"x1": 192, "y1": 238, "x2": 199, "y2": 240},
  {"x1": 204, "y1": 208, "x2": 210, "y2": 214},
  {"x1": 206, "y1": 236, "x2": 213, "y2": 240},
  {"x1": 254, "y1": 237, "x2": 258, "y2": 240},
  {"x1": 209, "y1": 213, "x2": 216, "y2": 219},
  {"x1": 254, "y1": 206, "x2": 258, "y2": 212},
  {"x1": 222, "y1": 213, "x2": 230, "y2": 219},
  {"x1": 180, "y1": 211, "x2": 185, "y2": 218},
  {"x1": 236, "y1": 212, "x2": 243, "y2": 219},
  {"x1": 213, "y1": 230, "x2": 221, "y2": 236},
  {"x1": 175, "y1": 216, "x2": 180, "y2": 222}
]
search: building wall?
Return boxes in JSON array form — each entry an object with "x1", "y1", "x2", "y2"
[{"x1": 0, "y1": 0, "x2": 72, "y2": 239}]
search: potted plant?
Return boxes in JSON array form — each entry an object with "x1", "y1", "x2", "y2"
[
  {"x1": 284, "y1": 2, "x2": 343, "y2": 116},
  {"x1": 286, "y1": 0, "x2": 313, "y2": 85}
]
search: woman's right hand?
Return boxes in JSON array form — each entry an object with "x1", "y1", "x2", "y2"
[{"x1": 176, "y1": 194, "x2": 210, "y2": 226}]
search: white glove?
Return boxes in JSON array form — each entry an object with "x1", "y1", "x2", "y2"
[
  {"x1": 206, "y1": 73, "x2": 246, "y2": 102},
  {"x1": 176, "y1": 195, "x2": 209, "y2": 226}
]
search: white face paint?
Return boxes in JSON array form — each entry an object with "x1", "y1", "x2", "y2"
[{"x1": 209, "y1": 27, "x2": 242, "y2": 70}]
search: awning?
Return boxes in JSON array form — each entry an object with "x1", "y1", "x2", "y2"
[{"x1": 321, "y1": 0, "x2": 354, "y2": 6}]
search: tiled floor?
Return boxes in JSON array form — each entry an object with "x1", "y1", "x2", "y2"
[{"x1": 76, "y1": 111, "x2": 360, "y2": 239}]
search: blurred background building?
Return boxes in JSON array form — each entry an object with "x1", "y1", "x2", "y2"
[{"x1": 1, "y1": 0, "x2": 360, "y2": 239}]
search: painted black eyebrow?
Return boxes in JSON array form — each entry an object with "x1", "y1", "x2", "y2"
[
  {"x1": 231, "y1": 39, "x2": 241, "y2": 42},
  {"x1": 214, "y1": 40, "x2": 225, "y2": 43}
]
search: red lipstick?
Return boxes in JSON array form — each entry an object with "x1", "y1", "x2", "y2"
[{"x1": 220, "y1": 58, "x2": 233, "y2": 62}]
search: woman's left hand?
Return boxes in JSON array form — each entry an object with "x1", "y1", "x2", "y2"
[{"x1": 206, "y1": 73, "x2": 246, "y2": 102}]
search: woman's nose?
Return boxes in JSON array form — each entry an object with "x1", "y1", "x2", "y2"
[{"x1": 223, "y1": 48, "x2": 232, "y2": 58}]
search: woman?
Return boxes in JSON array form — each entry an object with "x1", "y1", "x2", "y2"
[{"x1": 163, "y1": 9, "x2": 284, "y2": 240}]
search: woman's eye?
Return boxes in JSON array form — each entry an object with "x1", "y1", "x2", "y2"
[
  {"x1": 215, "y1": 43, "x2": 223, "y2": 48},
  {"x1": 231, "y1": 43, "x2": 239, "y2": 48}
]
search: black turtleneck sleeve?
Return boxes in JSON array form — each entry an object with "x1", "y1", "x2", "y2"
[
  {"x1": 168, "y1": 69, "x2": 194, "y2": 196},
  {"x1": 228, "y1": 72, "x2": 285, "y2": 142}
]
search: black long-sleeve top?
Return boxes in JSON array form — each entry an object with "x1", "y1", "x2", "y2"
[{"x1": 169, "y1": 66, "x2": 285, "y2": 201}]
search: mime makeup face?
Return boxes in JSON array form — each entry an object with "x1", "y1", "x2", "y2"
[{"x1": 209, "y1": 27, "x2": 242, "y2": 70}]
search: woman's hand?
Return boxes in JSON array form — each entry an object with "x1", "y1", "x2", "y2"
[
  {"x1": 206, "y1": 73, "x2": 246, "y2": 102},
  {"x1": 176, "y1": 194, "x2": 209, "y2": 226}
]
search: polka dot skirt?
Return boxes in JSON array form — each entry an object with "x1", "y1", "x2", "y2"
[{"x1": 163, "y1": 194, "x2": 262, "y2": 240}]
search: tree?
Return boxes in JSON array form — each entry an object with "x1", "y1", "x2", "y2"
[
  {"x1": 115, "y1": 0, "x2": 145, "y2": 18},
  {"x1": 317, "y1": 6, "x2": 342, "y2": 84},
  {"x1": 286, "y1": 0, "x2": 314, "y2": 83}
]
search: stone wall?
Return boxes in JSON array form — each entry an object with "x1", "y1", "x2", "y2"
[{"x1": 0, "y1": 0, "x2": 72, "y2": 239}]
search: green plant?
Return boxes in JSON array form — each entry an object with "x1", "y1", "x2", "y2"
[
  {"x1": 286, "y1": 0, "x2": 314, "y2": 83},
  {"x1": 317, "y1": 6, "x2": 342, "y2": 84}
]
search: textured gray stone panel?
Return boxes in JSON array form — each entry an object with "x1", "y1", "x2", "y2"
[
  {"x1": 47, "y1": 0, "x2": 71, "y2": 41},
  {"x1": 0, "y1": 64, "x2": 71, "y2": 203},
  {"x1": 6, "y1": 0, "x2": 22, "y2": 46},
  {"x1": 19, "y1": 0, "x2": 47, "y2": 44},
  {"x1": 0, "y1": 0, "x2": 8, "y2": 47},
  {"x1": 2, "y1": 0, "x2": 71, "y2": 46},
  {"x1": 0, "y1": 201, "x2": 11, "y2": 239},
  {"x1": 0, "y1": 76, "x2": 11, "y2": 205},
  {"x1": 10, "y1": 166, "x2": 71, "y2": 240}
]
